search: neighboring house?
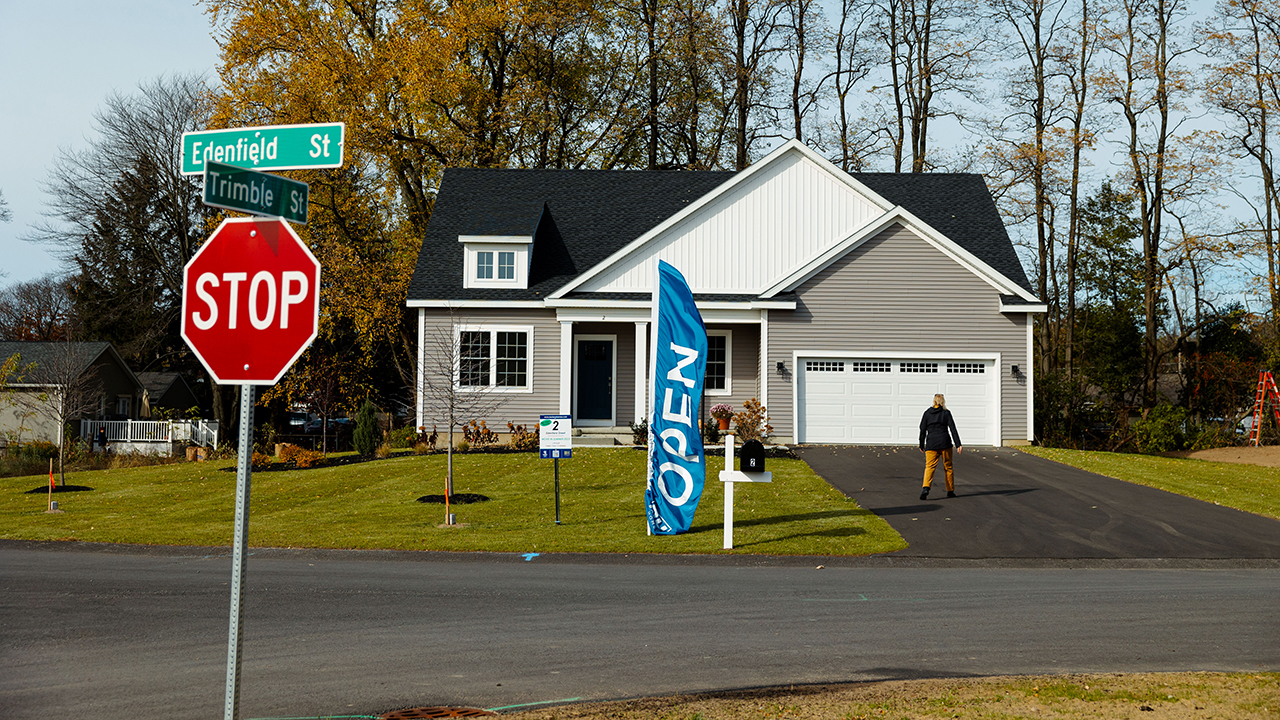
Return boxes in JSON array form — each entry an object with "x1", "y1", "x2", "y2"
[
  {"x1": 136, "y1": 372, "x2": 202, "y2": 418},
  {"x1": 0, "y1": 341, "x2": 143, "y2": 446},
  {"x1": 405, "y1": 141, "x2": 1044, "y2": 446}
]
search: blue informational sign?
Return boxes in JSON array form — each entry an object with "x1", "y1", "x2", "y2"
[
  {"x1": 645, "y1": 261, "x2": 708, "y2": 535},
  {"x1": 539, "y1": 415, "x2": 572, "y2": 460},
  {"x1": 540, "y1": 449, "x2": 572, "y2": 459}
]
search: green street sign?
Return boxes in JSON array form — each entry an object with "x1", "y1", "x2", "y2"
[
  {"x1": 182, "y1": 122, "x2": 344, "y2": 175},
  {"x1": 203, "y1": 162, "x2": 309, "y2": 224}
]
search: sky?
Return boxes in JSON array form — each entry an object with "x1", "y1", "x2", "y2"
[{"x1": 0, "y1": 0, "x2": 221, "y2": 286}]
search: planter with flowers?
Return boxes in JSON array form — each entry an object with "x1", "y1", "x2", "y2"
[{"x1": 710, "y1": 403, "x2": 735, "y2": 431}]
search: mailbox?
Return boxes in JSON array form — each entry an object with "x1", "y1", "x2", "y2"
[{"x1": 740, "y1": 439, "x2": 766, "y2": 473}]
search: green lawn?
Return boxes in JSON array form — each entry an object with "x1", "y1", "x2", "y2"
[
  {"x1": 1020, "y1": 446, "x2": 1280, "y2": 520},
  {"x1": 0, "y1": 448, "x2": 906, "y2": 556}
]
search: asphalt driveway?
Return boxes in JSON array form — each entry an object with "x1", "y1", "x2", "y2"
[{"x1": 795, "y1": 446, "x2": 1280, "y2": 559}]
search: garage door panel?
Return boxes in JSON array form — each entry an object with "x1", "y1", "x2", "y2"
[{"x1": 800, "y1": 357, "x2": 996, "y2": 446}]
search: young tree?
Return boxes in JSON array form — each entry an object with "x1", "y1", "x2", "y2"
[
  {"x1": 14, "y1": 343, "x2": 105, "y2": 486},
  {"x1": 419, "y1": 309, "x2": 509, "y2": 500}
]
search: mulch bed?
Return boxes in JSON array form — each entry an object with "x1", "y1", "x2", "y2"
[
  {"x1": 416, "y1": 493, "x2": 490, "y2": 504},
  {"x1": 24, "y1": 485, "x2": 94, "y2": 494}
]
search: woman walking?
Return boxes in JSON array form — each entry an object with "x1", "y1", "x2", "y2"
[{"x1": 918, "y1": 394, "x2": 961, "y2": 500}]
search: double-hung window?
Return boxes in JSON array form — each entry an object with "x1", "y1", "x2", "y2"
[
  {"x1": 705, "y1": 330, "x2": 731, "y2": 394},
  {"x1": 457, "y1": 327, "x2": 532, "y2": 391}
]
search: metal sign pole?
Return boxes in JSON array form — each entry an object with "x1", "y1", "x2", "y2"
[
  {"x1": 554, "y1": 458, "x2": 562, "y2": 525},
  {"x1": 224, "y1": 383, "x2": 256, "y2": 720}
]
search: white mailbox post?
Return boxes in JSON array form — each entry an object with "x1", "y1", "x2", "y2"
[{"x1": 719, "y1": 431, "x2": 772, "y2": 549}]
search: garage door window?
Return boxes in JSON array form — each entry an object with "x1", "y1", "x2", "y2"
[
  {"x1": 851, "y1": 361, "x2": 890, "y2": 372},
  {"x1": 805, "y1": 360, "x2": 844, "y2": 372},
  {"x1": 900, "y1": 362, "x2": 938, "y2": 373},
  {"x1": 946, "y1": 362, "x2": 985, "y2": 373}
]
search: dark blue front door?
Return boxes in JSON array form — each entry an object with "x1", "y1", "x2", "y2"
[{"x1": 577, "y1": 340, "x2": 613, "y2": 422}]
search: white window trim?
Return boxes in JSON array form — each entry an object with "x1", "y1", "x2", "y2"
[
  {"x1": 455, "y1": 324, "x2": 534, "y2": 394},
  {"x1": 462, "y1": 243, "x2": 529, "y2": 290},
  {"x1": 573, "y1": 334, "x2": 617, "y2": 427},
  {"x1": 705, "y1": 329, "x2": 732, "y2": 396}
]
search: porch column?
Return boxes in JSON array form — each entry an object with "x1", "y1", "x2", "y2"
[
  {"x1": 416, "y1": 307, "x2": 425, "y2": 430},
  {"x1": 559, "y1": 320, "x2": 573, "y2": 415},
  {"x1": 634, "y1": 321, "x2": 648, "y2": 425},
  {"x1": 759, "y1": 309, "x2": 769, "y2": 409}
]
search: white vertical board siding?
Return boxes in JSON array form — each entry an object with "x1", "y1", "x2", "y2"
[
  {"x1": 767, "y1": 224, "x2": 1029, "y2": 444},
  {"x1": 419, "y1": 308, "x2": 561, "y2": 429},
  {"x1": 576, "y1": 150, "x2": 884, "y2": 294}
]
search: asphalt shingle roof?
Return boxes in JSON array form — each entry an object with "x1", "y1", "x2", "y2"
[
  {"x1": 407, "y1": 167, "x2": 1034, "y2": 301},
  {"x1": 0, "y1": 341, "x2": 113, "y2": 381}
]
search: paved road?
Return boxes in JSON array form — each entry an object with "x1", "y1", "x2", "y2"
[
  {"x1": 795, "y1": 446, "x2": 1280, "y2": 558},
  {"x1": 3, "y1": 544, "x2": 1277, "y2": 719}
]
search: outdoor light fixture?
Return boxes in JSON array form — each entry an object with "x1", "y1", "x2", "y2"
[
  {"x1": 1012, "y1": 364, "x2": 1020, "y2": 376},
  {"x1": 776, "y1": 361, "x2": 786, "y2": 375}
]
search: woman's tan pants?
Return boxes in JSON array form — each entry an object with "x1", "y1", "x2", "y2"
[{"x1": 923, "y1": 449, "x2": 954, "y2": 491}]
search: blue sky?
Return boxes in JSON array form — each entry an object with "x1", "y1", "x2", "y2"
[{"x1": 0, "y1": 0, "x2": 220, "y2": 285}]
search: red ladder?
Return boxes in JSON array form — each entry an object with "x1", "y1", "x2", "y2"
[{"x1": 1249, "y1": 370, "x2": 1280, "y2": 446}]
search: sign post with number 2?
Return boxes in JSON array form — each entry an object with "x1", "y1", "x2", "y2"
[{"x1": 539, "y1": 415, "x2": 572, "y2": 524}]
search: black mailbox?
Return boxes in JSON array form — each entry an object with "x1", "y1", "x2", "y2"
[{"x1": 740, "y1": 439, "x2": 766, "y2": 473}]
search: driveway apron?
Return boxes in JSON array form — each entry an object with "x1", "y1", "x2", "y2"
[{"x1": 795, "y1": 446, "x2": 1280, "y2": 559}]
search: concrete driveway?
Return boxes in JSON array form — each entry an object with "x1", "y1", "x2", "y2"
[{"x1": 794, "y1": 446, "x2": 1280, "y2": 559}]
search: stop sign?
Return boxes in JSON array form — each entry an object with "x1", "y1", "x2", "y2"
[{"x1": 181, "y1": 217, "x2": 320, "y2": 385}]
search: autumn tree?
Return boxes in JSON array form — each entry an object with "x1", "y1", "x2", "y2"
[
  {"x1": 1203, "y1": 0, "x2": 1280, "y2": 362},
  {"x1": 0, "y1": 275, "x2": 76, "y2": 342},
  {"x1": 13, "y1": 343, "x2": 105, "y2": 486},
  {"x1": 867, "y1": 0, "x2": 988, "y2": 172},
  {"x1": 1097, "y1": 0, "x2": 1201, "y2": 406}
]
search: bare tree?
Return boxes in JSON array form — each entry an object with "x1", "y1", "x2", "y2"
[
  {"x1": 0, "y1": 189, "x2": 11, "y2": 224},
  {"x1": 419, "y1": 309, "x2": 510, "y2": 501},
  {"x1": 827, "y1": 0, "x2": 877, "y2": 170},
  {"x1": 13, "y1": 343, "x2": 105, "y2": 485},
  {"x1": 725, "y1": 0, "x2": 784, "y2": 169},
  {"x1": 24, "y1": 74, "x2": 227, "y2": 425}
]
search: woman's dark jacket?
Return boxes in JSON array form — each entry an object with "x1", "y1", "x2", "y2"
[{"x1": 919, "y1": 406, "x2": 961, "y2": 451}]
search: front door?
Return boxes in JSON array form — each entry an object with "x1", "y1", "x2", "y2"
[{"x1": 575, "y1": 337, "x2": 615, "y2": 425}]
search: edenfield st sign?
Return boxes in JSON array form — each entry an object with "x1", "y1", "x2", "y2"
[
  {"x1": 203, "y1": 161, "x2": 309, "y2": 224},
  {"x1": 181, "y1": 121, "x2": 345, "y2": 175}
]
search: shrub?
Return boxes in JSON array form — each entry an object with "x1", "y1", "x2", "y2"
[
  {"x1": 463, "y1": 420, "x2": 499, "y2": 447},
  {"x1": 376, "y1": 442, "x2": 392, "y2": 459},
  {"x1": 703, "y1": 419, "x2": 720, "y2": 445},
  {"x1": 388, "y1": 426, "x2": 418, "y2": 449},
  {"x1": 1132, "y1": 404, "x2": 1191, "y2": 453},
  {"x1": 276, "y1": 443, "x2": 323, "y2": 468},
  {"x1": 17, "y1": 441, "x2": 58, "y2": 461},
  {"x1": 455, "y1": 439, "x2": 471, "y2": 453},
  {"x1": 629, "y1": 417, "x2": 649, "y2": 447},
  {"x1": 507, "y1": 422, "x2": 539, "y2": 450},
  {"x1": 732, "y1": 398, "x2": 774, "y2": 444},
  {"x1": 251, "y1": 451, "x2": 274, "y2": 469},
  {"x1": 417, "y1": 426, "x2": 439, "y2": 450},
  {"x1": 353, "y1": 400, "x2": 380, "y2": 456},
  {"x1": 413, "y1": 442, "x2": 434, "y2": 455}
]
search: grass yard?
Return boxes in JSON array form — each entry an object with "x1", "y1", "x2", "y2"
[
  {"x1": 1020, "y1": 446, "x2": 1280, "y2": 520},
  {"x1": 0, "y1": 448, "x2": 906, "y2": 556}
]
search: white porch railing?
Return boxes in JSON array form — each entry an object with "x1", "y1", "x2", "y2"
[{"x1": 80, "y1": 419, "x2": 220, "y2": 448}]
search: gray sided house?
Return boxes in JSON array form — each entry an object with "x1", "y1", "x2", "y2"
[
  {"x1": 406, "y1": 141, "x2": 1044, "y2": 446},
  {"x1": 0, "y1": 341, "x2": 144, "y2": 446},
  {"x1": 136, "y1": 372, "x2": 202, "y2": 418}
]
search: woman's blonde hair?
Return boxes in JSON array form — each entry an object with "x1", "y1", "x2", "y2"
[{"x1": 933, "y1": 394, "x2": 946, "y2": 408}]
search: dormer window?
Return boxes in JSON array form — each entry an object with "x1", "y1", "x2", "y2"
[{"x1": 461, "y1": 237, "x2": 531, "y2": 289}]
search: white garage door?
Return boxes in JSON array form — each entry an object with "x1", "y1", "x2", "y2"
[{"x1": 798, "y1": 358, "x2": 997, "y2": 445}]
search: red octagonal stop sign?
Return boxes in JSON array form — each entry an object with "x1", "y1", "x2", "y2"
[{"x1": 181, "y1": 217, "x2": 320, "y2": 385}]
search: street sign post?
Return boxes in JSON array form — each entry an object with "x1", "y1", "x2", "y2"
[
  {"x1": 203, "y1": 161, "x2": 309, "y2": 224},
  {"x1": 182, "y1": 122, "x2": 345, "y2": 175},
  {"x1": 179, "y1": 217, "x2": 321, "y2": 720},
  {"x1": 539, "y1": 415, "x2": 572, "y2": 524}
]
